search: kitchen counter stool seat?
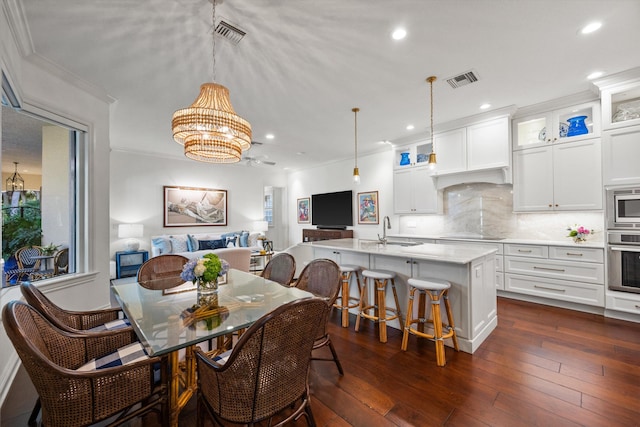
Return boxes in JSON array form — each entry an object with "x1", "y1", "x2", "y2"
[
  {"x1": 355, "y1": 269, "x2": 403, "y2": 343},
  {"x1": 335, "y1": 264, "x2": 364, "y2": 327},
  {"x1": 401, "y1": 277, "x2": 459, "y2": 367}
]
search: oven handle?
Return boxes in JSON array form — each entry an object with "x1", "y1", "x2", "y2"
[{"x1": 609, "y1": 246, "x2": 640, "y2": 253}]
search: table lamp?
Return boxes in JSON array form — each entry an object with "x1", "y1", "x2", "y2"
[
  {"x1": 253, "y1": 221, "x2": 269, "y2": 238},
  {"x1": 118, "y1": 223, "x2": 144, "y2": 251}
]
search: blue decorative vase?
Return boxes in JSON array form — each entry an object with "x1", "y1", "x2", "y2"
[
  {"x1": 399, "y1": 152, "x2": 410, "y2": 166},
  {"x1": 566, "y1": 116, "x2": 588, "y2": 137}
]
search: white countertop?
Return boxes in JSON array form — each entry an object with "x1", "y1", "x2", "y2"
[
  {"x1": 387, "y1": 233, "x2": 605, "y2": 249},
  {"x1": 300, "y1": 238, "x2": 497, "y2": 264}
]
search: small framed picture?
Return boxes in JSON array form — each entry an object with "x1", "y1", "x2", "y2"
[
  {"x1": 357, "y1": 191, "x2": 379, "y2": 224},
  {"x1": 297, "y1": 197, "x2": 310, "y2": 223}
]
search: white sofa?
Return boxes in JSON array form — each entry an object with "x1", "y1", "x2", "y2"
[{"x1": 150, "y1": 232, "x2": 262, "y2": 260}]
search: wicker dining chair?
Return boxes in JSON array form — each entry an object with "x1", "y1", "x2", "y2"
[
  {"x1": 20, "y1": 282, "x2": 131, "y2": 334},
  {"x1": 293, "y1": 258, "x2": 344, "y2": 375},
  {"x1": 3, "y1": 301, "x2": 166, "y2": 427},
  {"x1": 54, "y1": 247, "x2": 69, "y2": 275},
  {"x1": 195, "y1": 297, "x2": 327, "y2": 427},
  {"x1": 137, "y1": 254, "x2": 189, "y2": 290},
  {"x1": 5, "y1": 245, "x2": 43, "y2": 282},
  {"x1": 260, "y1": 252, "x2": 296, "y2": 286}
]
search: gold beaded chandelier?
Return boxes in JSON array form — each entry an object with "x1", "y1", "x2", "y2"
[{"x1": 172, "y1": 0, "x2": 251, "y2": 163}]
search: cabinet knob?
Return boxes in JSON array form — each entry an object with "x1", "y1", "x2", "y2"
[
  {"x1": 548, "y1": 204, "x2": 553, "y2": 207},
  {"x1": 555, "y1": 204, "x2": 559, "y2": 207},
  {"x1": 406, "y1": 260, "x2": 411, "y2": 264},
  {"x1": 553, "y1": 137, "x2": 557, "y2": 142}
]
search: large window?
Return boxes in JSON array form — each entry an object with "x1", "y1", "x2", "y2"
[{"x1": 1, "y1": 104, "x2": 78, "y2": 286}]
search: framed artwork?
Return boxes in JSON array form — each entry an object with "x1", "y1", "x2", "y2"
[
  {"x1": 358, "y1": 191, "x2": 379, "y2": 224},
  {"x1": 164, "y1": 186, "x2": 227, "y2": 227},
  {"x1": 297, "y1": 197, "x2": 310, "y2": 223}
]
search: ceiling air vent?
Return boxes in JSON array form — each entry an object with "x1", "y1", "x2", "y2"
[
  {"x1": 446, "y1": 70, "x2": 479, "y2": 89},
  {"x1": 215, "y1": 20, "x2": 246, "y2": 45}
]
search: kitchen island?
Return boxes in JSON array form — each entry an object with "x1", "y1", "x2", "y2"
[{"x1": 300, "y1": 238, "x2": 498, "y2": 353}]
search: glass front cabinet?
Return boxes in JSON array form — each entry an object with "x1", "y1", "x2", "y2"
[{"x1": 512, "y1": 101, "x2": 600, "y2": 150}]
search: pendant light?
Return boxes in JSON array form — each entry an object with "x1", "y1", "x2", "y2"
[
  {"x1": 352, "y1": 107, "x2": 361, "y2": 184},
  {"x1": 172, "y1": 0, "x2": 251, "y2": 163},
  {"x1": 426, "y1": 76, "x2": 437, "y2": 174},
  {"x1": 6, "y1": 162, "x2": 24, "y2": 194}
]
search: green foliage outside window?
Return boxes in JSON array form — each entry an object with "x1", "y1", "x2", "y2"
[{"x1": 2, "y1": 196, "x2": 42, "y2": 261}]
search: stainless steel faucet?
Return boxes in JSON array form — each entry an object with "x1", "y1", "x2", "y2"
[{"x1": 378, "y1": 216, "x2": 391, "y2": 243}]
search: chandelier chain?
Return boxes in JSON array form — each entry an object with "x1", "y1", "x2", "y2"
[{"x1": 211, "y1": 0, "x2": 217, "y2": 82}]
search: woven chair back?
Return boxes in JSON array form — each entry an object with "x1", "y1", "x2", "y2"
[
  {"x1": 261, "y1": 253, "x2": 296, "y2": 286},
  {"x1": 294, "y1": 258, "x2": 342, "y2": 305},
  {"x1": 15, "y1": 246, "x2": 42, "y2": 269},
  {"x1": 3, "y1": 301, "x2": 162, "y2": 427},
  {"x1": 196, "y1": 298, "x2": 327, "y2": 424},
  {"x1": 137, "y1": 254, "x2": 189, "y2": 290},
  {"x1": 54, "y1": 247, "x2": 69, "y2": 274},
  {"x1": 20, "y1": 282, "x2": 83, "y2": 330}
]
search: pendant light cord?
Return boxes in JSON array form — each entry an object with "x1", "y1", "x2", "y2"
[
  {"x1": 427, "y1": 76, "x2": 436, "y2": 152},
  {"x1": 353, "y1": 107, "x2": 359, "y2": 168}
]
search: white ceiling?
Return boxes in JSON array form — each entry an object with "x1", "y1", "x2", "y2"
[{"x1": 7, "y1": 0, "x2": 640, "y2": 173}]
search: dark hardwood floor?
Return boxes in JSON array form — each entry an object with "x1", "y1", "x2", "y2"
[
  {"x1": 172, "y1": 296, "x2": 640, "y2": 427},
  {"x1": 6, "y1": 296, "x2": 639, "y2": 426}
]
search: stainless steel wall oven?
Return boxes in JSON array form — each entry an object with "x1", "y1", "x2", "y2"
[{"x1": 607, "y1": 231, "x2": 640, "y2": 294}]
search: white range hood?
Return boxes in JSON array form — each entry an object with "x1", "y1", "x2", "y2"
[{"x1": 434, "y1": 166, "x2": 512, "y2": 190}]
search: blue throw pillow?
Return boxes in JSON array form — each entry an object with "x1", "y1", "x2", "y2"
[
  {"x1": 198, "y1": 239, "x2": 226, "y2": 250},
  {"x1": 151, "y1": 237, "x2": 172, "y2": 255},
  {"x1": 239, "y1": 231, "x2": 249, "y2": 247},
  {"x1": 187, "y1": 234, "x2": 199, "y2": 252}
]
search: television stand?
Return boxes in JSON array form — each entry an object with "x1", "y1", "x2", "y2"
[{"x1": 302, "y1": 229, "x2": 353, "y2": 242}]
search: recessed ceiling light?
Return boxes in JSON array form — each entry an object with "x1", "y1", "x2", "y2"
[
  {"x1": 265, "y1": 133, "x2": 275, "y2": 139},
  {"x1": 480, "y1": 103, "x2": 491, "y2": 110},
  {"x1": 581, "y1": 22, "x2": 602, "y2": 34},
  {"x1": 587, "y1": 71, "x2": 604, "y2": 80},
  {"x1": 296, "y1": 152, "x2": 305, "y2": 156},
  {"x1": 392, "y1": 28, "x2": 407, "y2": 40},
  {"x1": 406, "y1": 124, "x2": 414, "y2": 130}
]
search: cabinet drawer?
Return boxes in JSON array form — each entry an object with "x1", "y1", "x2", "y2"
[
  {"x1": 606, "y1": 292, "x2": 640, "y2": 315},
  {"x1": 495, "y1": 256, "x2": 503, "y2": 272},
  {"x1": 549, "y1": 246, "x2": 604, "y2": 263},
  {"x1": 504, "y1": 256, "x2": 604, "y2": 284},
  {"x1": 505, "y1": 274, "x2": 604, "y2": 307},
  {"x1": 504, "y1": 244, "x2": 548, "y2": 258},
  {"x1": 495, "y1": 272, "x2": 504, "y2": 290}
]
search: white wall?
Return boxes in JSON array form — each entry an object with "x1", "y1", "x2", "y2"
[
  {"x1": 1, "y1": 4, "x2": 112, "y2": 415},
  {"x1": 287, "y1": 149, "x2": 395, "y2": 244},
  {"x1": 109, "y1": 150, "x2": 288, "y2": 256}
]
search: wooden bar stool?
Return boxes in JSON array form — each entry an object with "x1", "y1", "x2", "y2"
[
  {"x1": 401, "y1": 277, "x2": 459, "y2": 367},
  {"x1": 355, "y1": 269, "x2": 403, "y2": 343},
  {"x1": 334, "y1": 264, "x2": 364, "y2": 327}
]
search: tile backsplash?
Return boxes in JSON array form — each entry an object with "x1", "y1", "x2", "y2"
[{"x1": 399, "y1": 183, "x2": 604, "y2": 242}]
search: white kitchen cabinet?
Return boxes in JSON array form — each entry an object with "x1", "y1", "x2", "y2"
[
  {"x1": 435, "y1": 117, "x2": 510, "y2": 175},
  {"x1": 513, "y1": 138, "x2": 602, "y2": 211},
  {"x1": 503, "y1": 243, "x2": 605, "y2": 308},
  {"x1": 597, "y1": 74, "x2": 640, "y2": 131},
  {"x1": 393, "y1": 166, "x2": 442, "y2": 214},
  {"x1": 512, "y1": 101, "x2": 600, "y2": 150},
  {"x1": 433, "y1": 128, "x2": 466, "y2": 174},
  {"x1": 602, "y1": 124, "x2": 640, "y2": 186},
  {"x1": 438, "y1": 239, "x2": 504, "y2": 290},
  {"x1": 312, "y1": 247, "x2": 369, "y2": 268},
  {"x1": 467, "y1": 117, "x2": 510, "y2": 171}
]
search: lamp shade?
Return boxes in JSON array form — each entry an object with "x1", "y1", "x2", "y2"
[
  {"x1": 118, "y1": 224, "x2": 144, "y2": 238},
  {"x1": 253, "y1": 221, "x2": 269, "y2": 233}
]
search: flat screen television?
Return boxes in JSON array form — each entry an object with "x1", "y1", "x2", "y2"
[{"x1": 311, "y1": 190, "x2": 353, "y2": 229}]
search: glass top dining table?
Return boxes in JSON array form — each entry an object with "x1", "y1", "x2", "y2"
[{"x1": 111, "y1": 268, "x2": 314, "y2": 357}]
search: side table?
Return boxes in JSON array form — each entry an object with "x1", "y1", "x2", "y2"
[{"x1": 115, "y1": 250, "x2": 149, "y2": 279}]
